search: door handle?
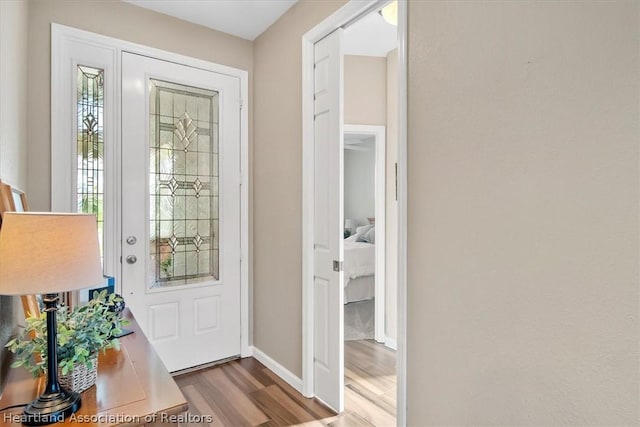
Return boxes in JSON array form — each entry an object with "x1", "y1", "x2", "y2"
[{"x1": 126, "y1": 255, "x2": 137, "y2": 264}]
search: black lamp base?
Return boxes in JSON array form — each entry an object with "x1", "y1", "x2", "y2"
[
  {"x1": 22, "y1": 385, "x2": 81, "y2": 425},
  {"x1": 21, "y1": 293, "x2": 83, "y2": 425}
]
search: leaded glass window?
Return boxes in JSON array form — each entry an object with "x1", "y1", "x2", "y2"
[
  {"x1": 149, "y1": 79, "x2": 219, "y2": 287},
  {"x1": 76, "y1": 66, "x2": 104, "y2": 256}
]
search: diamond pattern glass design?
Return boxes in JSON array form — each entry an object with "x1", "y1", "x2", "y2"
[
  {"x1": 77, "y1": 65, "x2": 104, "y2": 257},
  {"x1": 149, "y1": 79, "x2": 219, "y2": 287}
]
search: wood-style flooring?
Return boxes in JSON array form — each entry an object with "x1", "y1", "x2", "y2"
[
  {"x1": 173, "y1": 340, "x2": 396, "y2": 426},
  {"x1": 343, "y1": 340, "x2": 396, "y2": 426}
]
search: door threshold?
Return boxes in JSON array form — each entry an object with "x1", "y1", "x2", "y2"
[{"x1": 171, "y1": 355, "x2": 240, "y2": 377}]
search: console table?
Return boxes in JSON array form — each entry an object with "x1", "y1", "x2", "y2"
[{"x1": 0, "y1": 310, "x2": 188, "y2": 426}]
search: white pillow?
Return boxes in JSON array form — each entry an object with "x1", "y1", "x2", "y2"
[
  {"x1": 362, "y1": 226, "x2": 375, "y2": 244},
  {"x1": 354, "y1": 224, "x2": 374, "y2": 243}
]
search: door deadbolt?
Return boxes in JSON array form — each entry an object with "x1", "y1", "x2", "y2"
[
  {"x1": 126, "y1": 236, "x2": 137, "y2": 245},
  {"x1": 126, "y1": 255, "x2": 137, "y2": 264}
]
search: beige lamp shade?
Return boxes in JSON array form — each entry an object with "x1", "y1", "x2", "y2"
[{"x1": 0, "y1": 212, "x2": 103, "y2": 295}]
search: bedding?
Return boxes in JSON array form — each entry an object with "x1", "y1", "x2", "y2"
[
  {"x1": 345, "y1": 275, "x2": 375, "y2": 303},
  {"x1": 351, "y1": 224, "x2": 374, "y2": 242},
  {"x1": 344, "y1": 237, "x2": 375, "y2": 280},
  {"x1": 343, "y1": 236, "x2": 375, "y2": 303}
]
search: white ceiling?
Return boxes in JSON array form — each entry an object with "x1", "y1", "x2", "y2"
[
  {"x1": 123, "y1": 0, "x2": 396, "y2": 55},
  {"x1": 123, "y1": 0, "x2": 298, "y2": 41},
  {"x1": 344, "y1": 9, "x2": 397, "y2": 57}
]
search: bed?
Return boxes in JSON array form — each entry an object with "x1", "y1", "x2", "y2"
[
  {"x1": 344, "y1": 226, "x2": 375, "y2": 304},
  {"x1": 343, "y1": 227, "x2": 376, "y2": 340}
]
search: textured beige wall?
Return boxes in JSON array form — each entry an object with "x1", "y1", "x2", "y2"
[
  {"x1": 344, "y1": 55, "x2": 386, "y2": 126},
  {"x1": 407, "y1": 1, "x2": 639, "y2": 424},
  {"x1": 0, "y1": 0, "x2": 29, "y2": 191},
  {"x1": 0, "y1": 0, "x2": 29, "y2": 393},
  {"x1": 27, "y1": 0, "x2": 253, "y2": 211},
  {"x1": 253, "y1": 0, "x2": 346, "y2": 377},
  {"x1": 385, "y1": 49, "x2": 397, "y2": 344}
]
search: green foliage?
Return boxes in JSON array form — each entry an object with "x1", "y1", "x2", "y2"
[
  {"x1": 160, "y1": 255, "x2": 173, "y2": 277},
  {"x1": 5, "y1": 290, "x2": 129, "y2": 377}
]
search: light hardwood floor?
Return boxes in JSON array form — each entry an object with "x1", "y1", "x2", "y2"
[
  {"x1": 344, "y1": 340, "x2": 396, "y2": 426},
  {"x1": 173, "y1": 340, "x2": 396, "y2": 426}
]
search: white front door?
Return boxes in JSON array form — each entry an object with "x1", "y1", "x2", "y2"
[
  {"x1": 121, "y1": 52, "x2": 241, "y2": 372},
  {"x1": 313, "y1": 29, "x2": 344, "y2": 412}
]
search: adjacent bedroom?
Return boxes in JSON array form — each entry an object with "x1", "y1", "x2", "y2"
[
  {"x1": 340, "y1": 5, "x2": 398, "y2": 423},
  {"x1": 343, "y1": 136, "x2": 377, "y2": 342}
]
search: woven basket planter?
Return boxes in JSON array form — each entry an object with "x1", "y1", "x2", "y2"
[{"x1": 58, "y1": 354, "x2": 98, "y2": 393}]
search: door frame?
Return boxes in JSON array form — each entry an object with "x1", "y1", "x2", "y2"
[
  {"x1": 343, "y1": 124, "x2": 386, "y2": 344},
  {"x1": 51, "y1": 24, "x2": 251, "y2": 358},
  {"x1": 301, "y1": 1, "x2": 408, "y2": 424}
]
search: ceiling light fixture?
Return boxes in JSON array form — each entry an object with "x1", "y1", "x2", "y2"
[{"x1": 380, "y1": 1, "x2": 397, "y2": 26}]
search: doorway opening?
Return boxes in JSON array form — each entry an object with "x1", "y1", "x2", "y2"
[
  {"x1": 343, "y1": 125, "x2": 395, "y2": 425},
  {"x1": 343, "y1": 125, "x2": 386, "y2": 343},
  {"x1": 302, "y1": 0, "x2": 407, "y2": 425},
  {"x1": 341, "y1": 7, "x2": 397, "y2": 425}
]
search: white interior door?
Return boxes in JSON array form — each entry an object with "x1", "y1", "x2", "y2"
[
  {"x1": 313, "y1": 29, "x2": 344, "y2": 412},
  {"x1": 121, "y1": 52, "x2": 241, "y2": 372}
]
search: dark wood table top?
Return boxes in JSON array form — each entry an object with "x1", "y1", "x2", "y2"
[{"x1": 0, "y1": 309, "x2": 188, "y2": 426}]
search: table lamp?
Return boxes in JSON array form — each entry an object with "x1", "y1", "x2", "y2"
[
  {"x1": 0, "y1": 212, "x2": 103, "y2": 425},
  {"x1": 344, "y1": 219, "x2": 357, "y2": 234}
]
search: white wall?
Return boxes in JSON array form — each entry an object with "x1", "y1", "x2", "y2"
[
  {"x1": 407, "y1": 1, "x2": 639, "y2": 424},
  {"x1": 344, "y1": 139, "x2": 375, "y2": 223}
]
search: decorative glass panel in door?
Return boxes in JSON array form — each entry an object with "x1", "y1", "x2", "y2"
[
  {"x1": 149, "y1": 80, "x2": 219, "y2": 287},
  {"x1": 77, "y1": 66, "x2": 104, "y2": 256}
]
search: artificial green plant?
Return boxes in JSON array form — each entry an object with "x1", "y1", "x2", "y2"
[{"x1": 6, "y1": 290, "x2": 129, "y2": 377}]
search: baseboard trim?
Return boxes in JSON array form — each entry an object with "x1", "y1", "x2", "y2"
[
  {"x1": 249, "y1": 346, "x2": 304, "y2": 394},
  {"x1": 385, "y1": 336, "x2": 397, "y2": 350}
]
